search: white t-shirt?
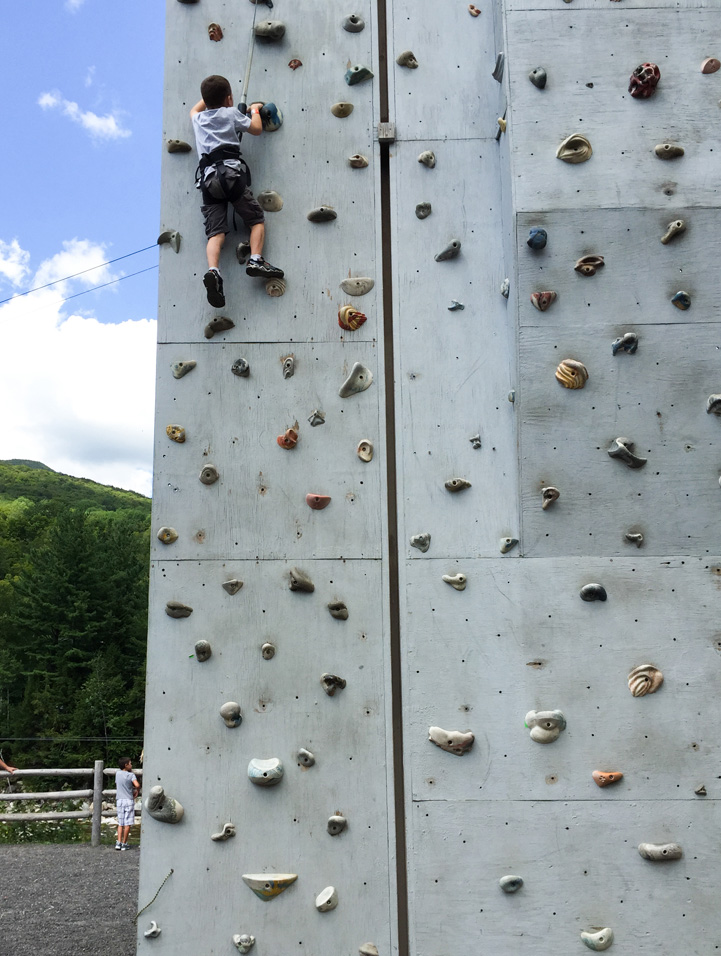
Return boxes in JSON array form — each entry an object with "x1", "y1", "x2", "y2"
[
  {"x1": 192, "y1": 106, "x2": 252, "y2": 181},
  {"x1": 116, "y1": 769, "x2": 136, "y2": 803}
]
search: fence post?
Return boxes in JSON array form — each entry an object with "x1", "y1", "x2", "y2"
[{"x1": 91, "y1": 759, "x2": 104, "y2": 847}]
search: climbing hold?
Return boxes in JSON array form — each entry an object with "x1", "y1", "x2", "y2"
[
  {"x1": 671, "y1": 291, "x2": 691, "y2": 310},
  {"x1": 315, "y1": 886, "x2": 339, "y2": 912},
  {"x1": 508, "y1": 391, "x2": 516, "y2": 403},
  {"x1": 555, "y1": 359, "x2": 588, "y2": 389},
  {"x1": 288, "y1": 58, "x2": 302, "y2": 70},
  {"x1": 306, "y1": 494, "x2": 331, "y2": 510},
  {"x1": 607, "y1": 437, "x2": 647, "y2": 469},
  {"x1": 266, "y1": 277, "x2": 286, "y2": 297},
  {"x1": 415, "y1": 202, "x2": 432, "y2": 219},
  {"x1": 297, "y1": 748, "x2": 315, "y2": 767},
  {"x1": 435, "y1": 240, "x2": 461, "y2": 261},
  {"x1": 236, "y1": 240, "x2": 251, "y2": 264},
  {"x1": 708, "y1": 395, "x2": 721, "y2": 415},
  {"x1": 242, "y1": 874, "x2": 298, "y2": 902},
  {"x1": 628, "y1": 62, "x2": 660, "y2": 98},
  {"x1": 308, "y1": 409, "x2": 325, "y2": 426},
  {"x1": 396, "y1": 50, "x2": 418, "y2": 68},
  {"x1": 157, "y1": 527, "x2": 178, "y2": 545},
  {"x1": 208, "y1": 22, "x2": 223, "y2": 41},
  {"x1": 442, "y1": 573, "x2": 467, "y2": 591},
  {"x1": 469, "y1": 434, "x2": 481, "y2": 448},
  {"x1": 592, "y1": 771, "x2": 623, "y2": 788},
  {"x1": 339, "y1": 362, "x2": 373, "y2": 397},
  {"x1": 428, "y1": 726, "x2": 474, "y2": 755},
  {"x1": 357, "y1": 440, "x2": 374, "y2": 462},
  {"x1": 144, "y1": 922, "x2": 162, "y2": 938},
  {"x1": 580, "y1": 583, "x2": 607, "y2": 602},
  {"x1": 233, "y1": 935, "x2": 256, "y2": 954},
  {"x1": 500, "y1": 537, "x2": 519, "y2": 554},
  {"x1": 580, "y1": 928, "x2": 614, "y2": 951},
  {"x1": 556, "y1": 133, "x2": 592, "y2": 164},
  {"x1": 281, "y1": 355, "x2": 295, "y2": 378},
  {"x1": 417, "y1": 150, "x2": 436, "y2": 168},
  {"x1": 660, "y1": 219, "x2": 686, "y2": 244},
  {"x1": 528, "y1": 67, "x2": 547, "y2": 89},
  {"x1": 211, "y1": 823, "x2": 236, "y2": 842},
  {"x1": 166, "y1": 424, "x2": 186, "y2": 443},
  {"x1": 331, "y1": 102, "x2": 354, "y2": 118},
  {"x1": 338, "y1": 305, "x2": 368, "y2": 331},
  {"x1": 525, "y1": 710, "x2": 566, "y2": 743},
  {"x1": 574, "y1": 255, "x2": 604, "y2": 276},
  {"x1": 655, "y1": 143, "x2": 684, "y2": 159},
  {"x1": 448, "y1": 300, "x2": 465, "y2": 311},
  {"x1": 222, "y1": 580, "x2": 244, "y2": 595},
  {"x1": 348, "y1": 154, "x2": 369, "y2": 168},
  {"x1": 204, "y1": 316, "x2": 234, "y2": 340},
  {"x1": 165, "y1": 601, "x2": 193, "y2": 618},
  {"x1": 277, "y1": 427, "x2": 299, "y2": 450},
  {"x1": 158, "y1": 230, "x2": 181, "y2": 252},
  {"x1": 500, "y1": 278, "x2": 510, "y2": 298},
  {"x1": 410, "y1": 533, "x2": 431, "y2": 552},
  {"x1": 445, "y1": 477, "x2": 471, "y2": 492},
  {"x1": 342, "y1": 13, "x2": 365, "y2": 32},
  {"x1": 328, "y1": 601, "x2": 349, "y2": 620},
  {"x1": 638, "y1": 843, "x2": 682, "y2": 861},
  {"x1": 359, "y1": 946, "x2": 379, "y2": 956},
  {"x1": 628, "y1": 664, "x2": 663, "y2": 697},
  {"x1": 167, "y1": 139, "x2": 192, "y2": 153},
  {"x1": 499, "y1": 876, "x2": 523, "y2": 894},
  {"x1": 307, "y1": 206, "x2": 337, "y2": 223},
  {"x1": 259, "y1": 103, "x2": 283, "y2": 132},
  {"x1": 289, "y1": 567, "x2": 315, "y2": 592},
  {"x1": 327, "y1": 814, "x2": 347, "y2": 835},
  {"x1": 232, "y1": 358, "x2": 250, "y2": 377},
  {"x1": 611, "y1": 333, "x2": 638, "y2": 355},
  {"x1": 527, "y1": 227, "x2": 548, "y2": 250},
  {"x1": 199, "y1": 464, "x2": 219, "y2": 485},
  {"x1": 340, "y1": 276, "x2": 374, "y2": 296},
  {"x1": 194, "y1": 640, "x2": 212, "y2": 662},
  {"x1": 261, "y1": 643, "x2": 276, "y2": 660},
  {"x1": 248, "y1": 758, "x2": 284, "y2": 787},
  {"x1": 530, "y1": 291, "x2": 557, "y2": 311},
  {"x1": 320, "y1": 673, "x2": 346, "y2": 696},
  {"x1": 254, "y1": 20, "x2": 285, "y2": 40},
  {"x1": 541, "y1": 487, "x2": 560, "y2": 510},
  {"x1": 625, "y1": 532, "x2": 644, "y2": 548},
  {"x1": 345, "y1": 65, "x2": 374, "y2": 85},
  {"x1": 492, "y1": 53, "x2": 505, "y2": 83},
  {"x1": 468, "y1": 2, "x2": 480, "y2": 12},
  {"x1": 695, "y1": 785, "x2": 707, "y2": 796},
  {"x1": 257, "y1": 190, "x2": 283, "y2": 212},
  {"x1": 497, "y1": 117, "x2": 507, "y2": 133},
  {"x1": 145, "y1": 785, "x2": 184, "y2": 824},
  {"x1": 702, "y1": 57, "x2": 721, "y2": 74},
  {"x1": 220, "y1": 702, "x2": 243, "y2": 728}
]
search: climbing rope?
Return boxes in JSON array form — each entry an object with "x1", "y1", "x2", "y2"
[{"x1": 134, "y1": 868, "x2": 174, "y2": 923}]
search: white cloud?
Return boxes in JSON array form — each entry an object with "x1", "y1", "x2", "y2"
[
  {"x1": 38, "y1": 89, "x2": 130, "y2": 142},
  {"x1": 0, "y1": 240, "x2": 155, "y2": 496},
  {"x1": 65, "y1": 0, "x2": 88, "y2": 11},
  {"x1": 0, "y1": 239, "x2": 30, "y2": 287},
  {"x1": 84, "y1": 66, "x2": 96, "y2": 88}
]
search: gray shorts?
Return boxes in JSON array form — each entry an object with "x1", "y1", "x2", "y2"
[
  {"x1": 116, "y1": 801, "x2": 135, "y2": 826},
  {"x1": 200, "y1": 167, "x2": 265, "y2": 238}
]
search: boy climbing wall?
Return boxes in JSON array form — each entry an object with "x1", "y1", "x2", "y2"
[{"x1": 190, "y1": 74, "x2": 284, "y2": 308}]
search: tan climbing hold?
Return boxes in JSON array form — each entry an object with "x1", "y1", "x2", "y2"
[
  {"x1": 592, "y1": 770, "x2": 623, "y2": 788},
  {"x1": 331, "y1": 102, "x2": 354, "y2": 118}
]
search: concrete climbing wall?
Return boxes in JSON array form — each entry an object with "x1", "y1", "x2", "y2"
[
  {"x1": 139, "y1": 2, "x2": 396, "y2": 953},
  {"x1": 395, "y1": 0, "x2": 721, "y2": 953}
]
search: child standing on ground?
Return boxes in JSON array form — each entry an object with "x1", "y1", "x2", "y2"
[
  {"x1": 115, "y1": 757, "x2": 140, "y2": 851},
  {"x1": 190, "y1": 74, "x2": 284, "y2": 309}
]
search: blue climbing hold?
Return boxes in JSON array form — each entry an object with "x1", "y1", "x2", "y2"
[
  {"x1": 260, "y1": 103, "x2": 283, "y2": 131},
  {"x1": 345, "y1": 64, "x2": 374, "y2": 86},
  {"x1": 527, "y1": 227, "x2": 547, "y2": 250}
]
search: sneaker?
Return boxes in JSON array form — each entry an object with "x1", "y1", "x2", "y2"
[
  {"x1": 122, "y1": 843, "x2": 130, "y2": 850},
  {"x1": 120, "y1": 844, "x2": 128, "y2": 851},
  {"x1": 203, "y1": 269, "x2": 225, "y2": 307},
  {"x1": 246, "y1": 257, "x2": 284, "y2": 279},
  {"x1": 115, "y1": 842, "x2": 122, "y2": 851}
]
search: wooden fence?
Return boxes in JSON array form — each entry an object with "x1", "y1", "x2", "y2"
[{"x1": 0, "y1": 762, "x2": 143, "y2": 847}]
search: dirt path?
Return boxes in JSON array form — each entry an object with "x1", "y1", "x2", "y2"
[{"x1": 0, "y1": 845, "x2": 139, "y2": 956}]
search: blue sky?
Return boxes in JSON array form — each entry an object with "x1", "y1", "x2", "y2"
[{"x1": 0, "y1": 0, "x2": 166, "y2": 495}]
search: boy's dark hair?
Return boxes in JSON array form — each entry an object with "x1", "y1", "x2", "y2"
[
  {"x1": 118, "y1": 757, "x2": 131, "y2": 770},
  {"x1": 201, "y1": 75, "x2": 232, "y2": 109}
]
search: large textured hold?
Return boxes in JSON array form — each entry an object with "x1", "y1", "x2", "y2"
[
  {"x1": 556, "y1": 133, "x2": 592, "y2": 164},
  {"x1": 341, "y1": 276, "x2": 374, "y2": 296},
  {"x1": 611, "y1": 332, "x2": 638, "y2": 355},
  {"x1": 428, "y1": 726, "x2": 474, "y2": 755},
  {"x1": 338, "y1": 305, "x2": 367, "y2": 331},
  {"x1": 266, "y1": 277, "x2": 286, "y2": 297},
  {"x1": 346, "y1": 64, "x2": 374, "y2": 85},
  {"x1": 410, "y1": 533, "x2": 431, "y2": 552},
  {"x1": 417, "y1": 150, "x2": 436, "y2": 168},
  {"x1": 628, "y1": 664, "x2": 663, "y2": 697},
  {"x1": 339, "y1": 362, "x2": 373, "y2": 397},
  {"x1": 277, "y1": 427, "x2": 299, "y2": 450},
  {"x1": 232, "y1": 358, "x2": 250, "y2": 377},
  {"x1": 257, "y1": 190, "x2": 283, "y2": 211},
  {"x1": 628, "y1": 62, "x2": 660, "y2": 98},
  {"x1": 194, "y1": 640, "x2": 212, "y2": 662},
  {"x1": 525, "y1": 709, "x2": 566, "y2": 743},
  {"x1": 555, "y1": 359, "x2": 588, "y2": 389},
  {"x1": 232, "y1": 934, "x2": 255, "y2": 954},
  {"x1": 248, "y1": 757, "x2": 284, "y2": 786},
  {"x1": 254, "y1": 19, "x2": 285, "y2": 40},
  {"x1": 145, "y1": 785, "x2": 184, "y2": 824}
]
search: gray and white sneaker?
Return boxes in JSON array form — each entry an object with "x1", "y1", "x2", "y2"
[{"x1": 246, "y1": 257, "x2": 284, "y2": 279}]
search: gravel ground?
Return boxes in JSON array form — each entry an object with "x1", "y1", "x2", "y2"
[{"x1": 0, "y1": 845, "x2": 139, "y2": 956}]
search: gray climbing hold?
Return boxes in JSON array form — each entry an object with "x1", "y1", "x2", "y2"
[
  {"x1": 165, "y1": 601, "x2": 193, "y2": 618},
  {"x1": 236, "y1": 240, "x2": 251, "y2": 264},
  {"x1": 428, "y1": 726, "x2": 474, "y2": 755},
  {"x1": 157, "y1": 527, "x2": 178, "y2": 544},
  {"x1": 167, "y1": 139, "x2": 192, "y2": 153},
  {"x1": 660, "y1": 219, "x2": 685, "y2": 244},
  {"x1": 625, "y1": 532, "x2": 644, "y2": 547},
  {"x1": 232, "y1": 358, "x2": 250, "y2": 377},
  {"x1": 541, "y1": 487, "x2": 559, "y2": 510},
  {"x1": 328, "y1": 601, "x2": 349, "y2": 620},
  {"x1": 345, "y1": 64, "x2": 374, "y2": 85},
  {"x1": 254, "y1": 19, "x2": 285, "y2": 40},
  {"x1": 528, "y1": 67, "x2": 547, "y2": 89},
  {"x1": 248, "y1": 757, "x2": 284, "y2": 786},
  {"x1": 706, "y1": 395, "x2": 721, "y2": 416},
  {"x1": 233, "y1": 935, "x2": 255, "y2": 954},
  {"x1": 222, "y1": 579, "x2": 244, "y2": 595},
  {"x1": 580, "y1": 928, "x2": 614, "y2": 951},
  {"x1": 144, "y1": 922, "x2": 162, "y2": 938},
  {"x1": 492, "y1": 53, "x2": 505, "y2": 82},
  {"x1": 145, "y1": 785, "x2": 184, "y2": 824},
  {"x1": 320, "y1": 673, "x2": 346, "y2": 696},
  {"x1": 508, "y1": 390, "x2": 515, "y2": 403},
  {"x1": 357, "y1": 440, "x2": 374, "y2": 462},
  {"x1": 308, "y1": 409, "x2": 326, "y2": 426},
  {"x1": 500, "y1": 278, "x2": 510, "y2": 298},
  {"x1": 289, "y1": 567, "x2": 314, "y2": 592},
  {"x1": 359, "y1": 945, "x2": 379, "y2": 956},
  {"x1": 671, "y1": 291, "x2": 691, "y2": 310},
  {"x1": 339, "y1": 362, "x2": 373, "y2": 397},
  {"x1": 342, "y1": 13, "x2": 365, "y2": 32},
  {"x1": 266, "y1": 277, "x2": 285, "y2": 297},
  {"x1": 157, "y1": 230, "x2": 181, "y2": 253},
  {"x1": 327, "y1": 814, "x2": 347, "y2": 836},
  {"x1": 448, "y1": 300, "x2": 465, "y2": 311},
  {"x1": 204, "y1": 316, "x2": 235, "y2": 339},
  {"x1": 695, "y1": 785, "x2": 707, "y2": 796},
  {"x1": 525, "y1": 709, "x2": 566, "y2": 743},
  {"x1": 499, "y1": 875, "x2": 523, "y2": 893},
  {"x1": 580, "y1": 583, "x2": 607, "y2": 602},
  {"x1": 607, "y1": 437, "x2": 647, "y2": 469},
  {"x1": 500, "y1": 537, "x2": 518, "y2": 554},
  {"x1": 435, "y1": 240, "x2": 461, "y2": 261},
  {"x1": 331, "y1": 102, "x2": 354, "y2": 118},
  {"x1": 396, "y1": 50, "x2": 418, "y2": 68},
  {"x1": 282, "y1": 355, "x2": 295, "y2": 379},
  {"x1": 442, "y1": 573, "x2": 467, "y2": 591},
  {"x1": 211, "y1": 823, "x2": 236, "y2": 841},
  {"x1": 297, "y1": 748, "x2": 315, "y2": 767},
  {"x1": 261, "y1": 643, "x2": 276, "y2": 660},
  {"x1": 194, "y1": 640, "x2": 212, "y2": 662},
  {"x1": 315, "y1": 886, "x2": 339, "y2": 912},
  {"x1": 469, "y1": 434, "x2": 481, "y2": 449},
  {"x1": 638, "y1": 842, "x2": 682, "y2": 861},
  {"x1": 415, "y1": 202, "x2": 432, "y2": 219},
  {"x1": 527, "y1": 227, "x2": 547, "y2": 250},
  {"x1": 655, "y1": 143, "x2": 684, "y2": 159},
  {"x1": 417, "y1": 150, "x2": 436, "y2": 168},
  {"x1": 340, "y1": 276, "x2": 374, "y2": 296},
  {"x1": 445, "y1": 477, "x2": 471, "y2": 492},
  {"x1": 220, "y1": 702, "x2": 242, "y2": 728},
  {"x1": 410, "y1": 533, "x2": 431, "y2": 552},
  {"x1": 199, "y1": 464, "x2": 219, "y2": 485},
  {"x1": 171, "y1": 360, "x2": 196, "y2": 379},
  {"x1": 611, "y1": 332, "x2": 638, "y2": 355},
  {"x1": 257, "y1": 190, "x2": 283, "y2": 211},
  {"x1": 348, "y1": 154, "x2": 369, "y2": 168},
  {"x1": 307, "y1": 206, "x2": 337, "y2": 222}
]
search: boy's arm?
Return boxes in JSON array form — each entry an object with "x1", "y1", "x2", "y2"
[
  {"x1": 247, "y1": 103, "x2": 263, "y2": 136},
  {"x1": 190, "y1": 99, "x2": 206, "y2": 119},
  {"x1": 132, "y1": 775, "x2": 140, "y2": 794}
]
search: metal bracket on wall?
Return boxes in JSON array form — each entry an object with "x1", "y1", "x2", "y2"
[{"x1": 377, "y1": 122, "x2": 396, "y2": 143}]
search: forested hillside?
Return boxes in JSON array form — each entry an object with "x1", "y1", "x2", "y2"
[{"x1": 0, "y1": 462, "x2": 150, "y2": 771}]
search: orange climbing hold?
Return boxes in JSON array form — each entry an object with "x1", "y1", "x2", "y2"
[
  {"x1": 277, "y1": 427, "x2": 298, "y2": 449},
  {"x1": 592, "y1": 771, "x2": 623, "y2": 788},
  {"x1": 338, "y1": 305, "x2": 367, "y2": 331}
]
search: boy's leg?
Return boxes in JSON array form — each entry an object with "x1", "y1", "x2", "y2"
[
  {"x1": 207, "y1": 233, "x2": 225, "y2": 270},
  {"x1": 234, "y1": 190, "x2": 284, "y2": 279},
  {"x1": 201, "y1": 188, "x2": 229, "y2": 307},
  {"x1": 116, "y1": 823, "x2": 122, "y2": 849},
  {"x1": 248, "y1": 223, "x2": 265, "y2": 258}
]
